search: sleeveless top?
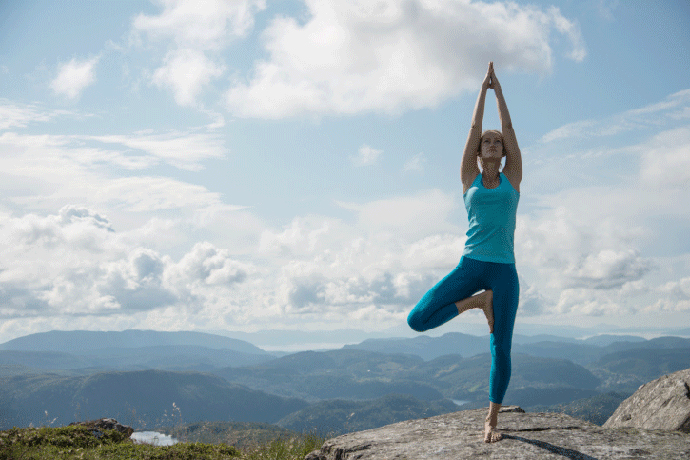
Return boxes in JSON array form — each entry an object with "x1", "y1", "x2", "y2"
[{"x1": 462, "y1": 172, "x2": 520, "y2": 264}]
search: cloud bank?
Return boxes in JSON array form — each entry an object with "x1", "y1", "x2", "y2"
[
  {"x1": 225, "y1": 0, "x2": 586, "y2": 117},
  {"x1": 128, "y1": 0, "x2": 585, "y2": 116}
]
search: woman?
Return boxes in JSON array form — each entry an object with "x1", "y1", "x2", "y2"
[{"x1": 407, "y1": 62, "x2": 521, "y2": 443}]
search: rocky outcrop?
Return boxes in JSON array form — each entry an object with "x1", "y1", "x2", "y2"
[
  {"x1": 305, "y1": 406, "x2": 690, "y2": 459},
  {"x1": 69, "y1": 418, "x2": 134, "y2": 437},
  {"x1": 604, "y1": 367, "x2": 690, "y2": 432}
]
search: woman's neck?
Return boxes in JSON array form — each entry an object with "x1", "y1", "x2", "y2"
[{"x1": 482, "y1": 167, "x2": 501, "y2": 188}]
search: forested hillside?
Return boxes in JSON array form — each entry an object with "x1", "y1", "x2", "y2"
[{"x1": 2, "y1": 330, "x2": 689, "y2": 435}]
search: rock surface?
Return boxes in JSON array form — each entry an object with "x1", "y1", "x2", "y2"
[
  {"x1": 305, "y1": 406, "x2": 690, "y2": 459},
  {"x1": 69, "y1": 418, "x2": 134, "y2": 437},
  {"x1": 604, "y1": 367, "x2": 690, "y2": 432}
]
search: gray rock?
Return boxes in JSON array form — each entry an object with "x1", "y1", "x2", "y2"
[
  {"x1": 604, "y1": 367, "x2": 690, "y2": 432},
  {"x1": 305, "y1": 406, "x2": 690, "y2": 459},
  {"x1": 69, "y1": 418, "x2": 134, "y2": 437}
]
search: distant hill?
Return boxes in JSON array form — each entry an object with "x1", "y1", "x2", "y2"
[
  {"x1": 529, "y1": 391, "x2": 630, "y2": 426},
  {"x1": 217, "y1": 349, "x2": 441, "y2": 401},
  {"x1": 590, "y1": 347, "x2": 690, "y2": 384},
  {"x1": 343, "y1": 331, "x2": 657, "y2": 363},
  {"x1": 215, "y1": 348, "x2": 601, "y2": 406},
  {"x1": 0, "y1": 330, "x2": 275, "y2": 372},
  {"x1": 343, "y1": 332, "x2": 489, "y2": 360},
  {"x1": 0, "y1": 350, "x2": 92, "y2": 370},
  {"x1": 601, "y1": 336, "x2": 690, "y2": 354},
  {"x1": 0, "y1": 329, "x2": 268, "y2": 355},
  {"x1": 0, "y1": 369, "x2": 307, "y2": 430},
  {"x1": 410, "y1": 353, "x2": 601, "y2": 402},
  {"x1": 276, "y1": 394, "x2": 459, "y2": 435},
  {"x1": 512, "y1": 341, "x2": 603, "y2": 365}
]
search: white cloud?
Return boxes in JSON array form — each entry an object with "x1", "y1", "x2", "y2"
[
  {"x1": 167, "y1": 242, "x2": 253, "y2": 286},
  {"x1": 0, "y1": 100, "x2": 73, "y2": 130},
  {"x1": 0, "y1": 206, "x2": 258, "y2": 319},
  {"x1": 597, "y1": 0, "x2": 619, "y2": 21},
  {"x1": 226, "y1": 0, "x2": 585, "y2": 118},
  {"x1": 86, "y1": 129, "x2": 227, "y2": 171},
  {"x1": 516, "y1": 204, "x2": 651, "y2": 292},
  {"x1": 548, "y1": 6, "x2": 587, "y2": 61},
  {"x1": 50, "y1": 57, "x2": 100, "y2": 99},
  {"x1": 639, "y1": 126, "x2": 690, "y2": 188},
  {"x1": 132, "y1": 0, "x2": 266, "y2": 49},
  {"x1": 540, "y1": 89, "x2": 690, "y2": 143},
  {"x1": 403, "y1": 234, "x2": 465, "y2": 270},
  {"x1": 338, "y1": 189, "x2": 458, "y2": 237},
  {"x1": 518, "y1": 277, "x2": 547, "y2": 316},
  {"x1": 133, "y1": 0, "x2": 266, "y2": 106},
  {"x1": 93, "y1": 176, "x2": 228, "y2": 212},
  {"x1": 0, "y1": 207, "x2": 120, "y2": 316},
  {"x1": 259, "y1": 215, "x2": 337, "y2": 255},
  {"x1": 256, "y1": 206, "x2": 462, "y2": 320},
  {"x1": 350, "y1": 144, "x2": 382, "y2": 167},
  {"x1": 0, "y1": 126, "x2": 232, "y2": 214},
  {"x1": 152, "y1": 48, "x2": 226, "y2": 106},
  {"x1": 403, "y1": 152, "x2": 426, "y2": 173},
  {"x1": 554, "y1": 288, "x2": 616, "y2": 316},
  {"x1": 512, "y1": 91, "x2": 690, "y2": 318},
  {"x1": 568, "y1": 249, "x2": 651, "y2": 289}
]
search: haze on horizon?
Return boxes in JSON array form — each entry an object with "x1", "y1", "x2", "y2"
[{"x1": 1, "y1": 0, "x2": 689, "y2": 345}]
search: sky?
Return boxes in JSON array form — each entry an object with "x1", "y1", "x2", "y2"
[{"x1": 1, "y1": 0, "x2": 689, "y2": 347}]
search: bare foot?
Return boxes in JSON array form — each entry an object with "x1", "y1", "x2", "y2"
[
  {"x1": 484, "y1": 421, "x2": 503, "y2": 443},
  {"x1": 480, "y1": 290, "x2": 494, "y2": 334},
  {"x1": 454, "y1": 290, "x2": 495, "y2": 333}
]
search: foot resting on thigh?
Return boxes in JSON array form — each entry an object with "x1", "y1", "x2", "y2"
[
  {"x1": 480, "y1": 289, "x2": 494, "y2": 334},
  {"x1": 454, "y1": 290, "x2": 495, "y2": 333}
]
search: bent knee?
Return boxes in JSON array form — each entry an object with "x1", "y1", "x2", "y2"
[{"x1": 407, "y1": 311, "x2": 427, "y2": 332}]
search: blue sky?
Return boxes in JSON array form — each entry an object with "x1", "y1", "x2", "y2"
[{"x1": 1, "y1": 0, "x2": 689, "y2": 345}]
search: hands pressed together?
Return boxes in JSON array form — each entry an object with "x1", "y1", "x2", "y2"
[{"x1": 482, "y1": 62, "x2": 502, "y2": 93}]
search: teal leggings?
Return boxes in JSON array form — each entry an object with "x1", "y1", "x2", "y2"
[{"x1": 407, "y1": 256, "x2": 519, "y2": 404}]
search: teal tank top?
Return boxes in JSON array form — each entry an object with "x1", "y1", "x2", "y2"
[{"x1": 462, "y1": 172, "x2": 520, "y2": 264}]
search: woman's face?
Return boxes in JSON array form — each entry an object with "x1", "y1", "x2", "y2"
[{"x1": 480, "y1": 133, "x2": 503, "y2": 160}]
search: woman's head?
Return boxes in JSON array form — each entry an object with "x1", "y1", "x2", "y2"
[
  {"x1": 478, "y1": 130, "x2": 504, "y2": 158},
  {"x1": 477, "y1": 130, "x2": 504, "y2": 172}
]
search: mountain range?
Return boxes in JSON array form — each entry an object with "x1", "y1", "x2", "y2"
[{"x1": 1, "y1": 329, "x2": 689, "y2": 434}]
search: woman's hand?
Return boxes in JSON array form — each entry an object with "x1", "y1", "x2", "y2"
[
  {"x1": 488, "y1": 65, "x2": 501, "y2": 93},
  {"x1": 481, "y1": 62, "x2": 494, "y2": 91}
]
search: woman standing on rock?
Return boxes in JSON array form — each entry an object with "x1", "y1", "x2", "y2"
[{"x1": 407, "y1": 62, "x2": 521, "y2": 443}]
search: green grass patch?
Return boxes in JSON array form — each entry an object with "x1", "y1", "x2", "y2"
[{"x1": 0, "y1": 425, "x2": 324, "y2": 460}]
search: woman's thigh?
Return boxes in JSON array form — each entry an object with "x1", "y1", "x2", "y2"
[
  {"x1": 408, "y1": 257, "x2": 488, "y2": 330},
  {"x1": 426, "y1": 257, "x2": 488, "y2": 306}
]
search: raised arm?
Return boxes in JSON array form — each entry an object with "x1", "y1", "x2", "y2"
[
  {"x1": 461, "y1": 63, "x2": 493, "y2": 193},
  {"x1": 489, "y1": 67, "x2": 522, "y2": 192}
]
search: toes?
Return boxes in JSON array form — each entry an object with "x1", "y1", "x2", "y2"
[
  {"x1": 484, "y1": 431, "x2": 502, "y2": 443},
  {"x1": 483, "y1": 426, "x2": 502, "y2": 443}
]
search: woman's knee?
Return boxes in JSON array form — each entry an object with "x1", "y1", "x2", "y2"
[
  {"x1": 407, "y1": 310, "x2": 427, "y2": 332},
  {"x1": 491, "y1": 340, "x2": 512, "y2": 362}
]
